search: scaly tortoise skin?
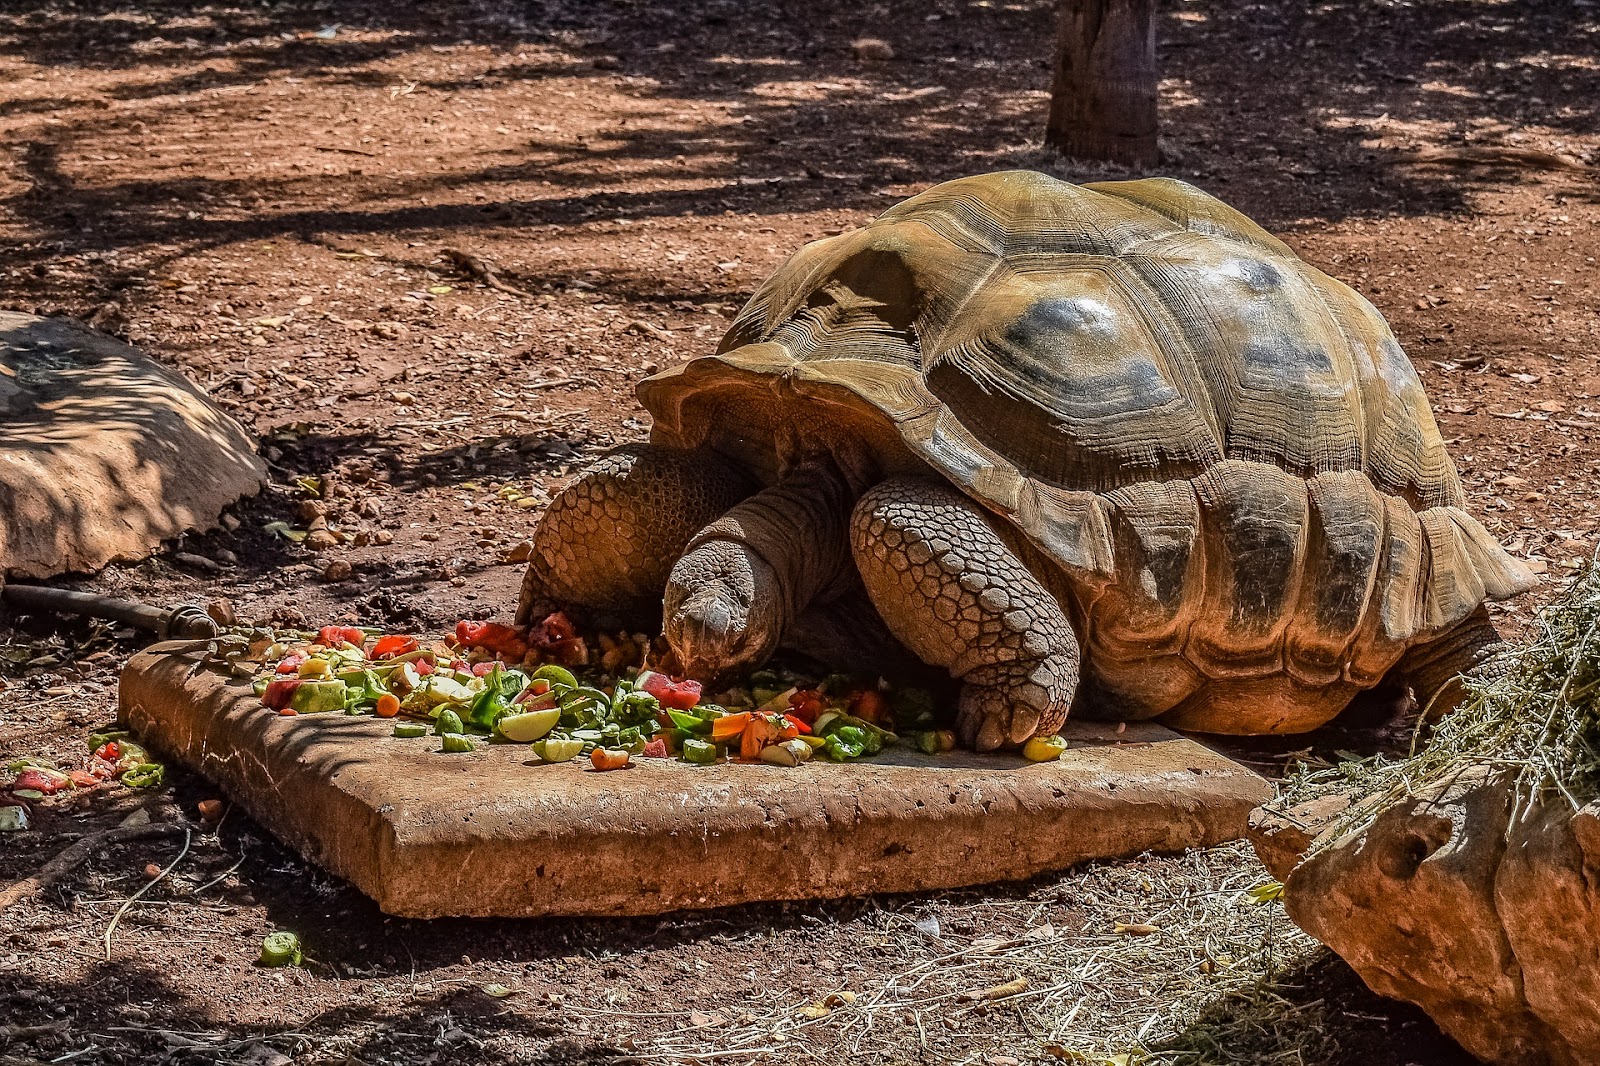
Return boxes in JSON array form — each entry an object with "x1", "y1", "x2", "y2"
[{"x1": 520, "y1": 170, "x2": 1535, "y2": 749}]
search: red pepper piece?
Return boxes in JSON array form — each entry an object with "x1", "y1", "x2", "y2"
[
  {"x1": 787, "y1": 689, "x2": 827, "y2": 725},
  {"x1": 454, "y1": 620, "x2": 529, "y2": 661},
  {"x1": 371, "y1": 634, "x2": 420, "y2": 660}
]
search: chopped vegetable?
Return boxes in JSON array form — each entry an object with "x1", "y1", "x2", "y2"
[
  {"x1": 1022, "y1": 735, "x2": 1069, "y2": 762},
  {"x1": 289, "y1": 680, "x2": 347, "y2": 714},
  {"x1": 710, "y1": 712, "x2": 752, "y2": 742},
  {"x1": 375, "y1": 693, "x2": 401, "y2": 718},
  {"x1": 532, "y1": 735, "x2": 584, "y2": 763},
  {"x1": 259, "y1": 931, "x2": 303, "y2": 967},
  {"x1": 392, "y1": 722, "x2": 428, "y2": 738},
  {"x1": 454, "y1": 620, "x2": 528, "y2": 661},
  {"x1": 440, "y1": 733, "x2": 477, "y2": 754},
  {"x1": 262, "y1": 678, "x2": 303, "y2": 711},
  {"x1": 371, "y1": 634, "x2": 420, "y2": 659},
  {"x1": 681, "y1": 737, "x2": 719, "y2": 765},
  {"x1": 315, "y1": 626, "x2": 366, "y2": 649},
  {"x1": 121, "y1": 763, "x2": 165, "y2": 789},
  {"x1": 435, "y1": 709, "x2": 465, "y2": 736},
  {"x1": 589, "y1": 747, "x2": 631, "y2": 771},
  {"x1": 637, "y1": 671, "x2": 703, "y2": 711}
]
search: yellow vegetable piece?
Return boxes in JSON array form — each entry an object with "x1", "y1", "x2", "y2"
[{"x1": 1022, "y1": 735, "x2": 1069, "y2": 762}]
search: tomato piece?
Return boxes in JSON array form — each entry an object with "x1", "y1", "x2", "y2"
[
  {"x1": 314, "y1": 626, "x2": 365, "y2": 648},
  {"x1": 371, "y1": 635, "x2": 420, "y2": 660},
  {"x1": 850, "y1": 690, "x2": 888, "y2": 724},
  {"x1": 709, "y1": 711, "x2": 751, "y2": 742},
  {"x1": 642, "y1": 737, "x2": 669, "y2": 759},
  {"x1": 455, "y1": 620, "x2": 529, "y2": 661},
  {"x1": 471, "y1": 661, "x2": 495, "y2": 677},
  {"x1": 262, "y1": 678, "x2": 303, "y2": 710},
  {"x1": 94, "y1": 741, "x2": 121, "y2": 762},
  {"x1": 69, "y1": 769, "x2": 101, "y2": 788},
  {"x1": 786, "y1": 690, "x2": 826, "y2": 725},
  {"x1": 414, "y1": 659, "x2": 436, "y2": 676},
  {"x1": 374, "y1": 693, "x2": 401, "y2": 718},
  {"x1": 13, "y1": 769, "x2": 66, "y2": 795},
  {"x1": 275, "y1": 652, "x2": 307, "y2": 675}
]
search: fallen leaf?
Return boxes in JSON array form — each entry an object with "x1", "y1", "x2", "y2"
[
  {"x1": 1247, "y1": 881, "x2": 1285, "y2": 904},
  {"x1": 481, "y1": 983, "x2": 515, "y2": 998}
]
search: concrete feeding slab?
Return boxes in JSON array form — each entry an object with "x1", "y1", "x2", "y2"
[
  {"x1": 120, "y1": 644, "x2": 1270, "y2": 918},
  {"x1": 0, "y1": 312, "x2": 265, "y2": 579}
]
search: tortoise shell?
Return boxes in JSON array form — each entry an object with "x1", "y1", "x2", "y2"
[{"x1": 639, "y1": 171, "x2": 1533, "y2": 732}]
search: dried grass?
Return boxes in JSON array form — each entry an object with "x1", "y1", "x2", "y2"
[
  {"x1": 1286, "y1": 557, "x2": 1600, "y2": 847},
  {"x1": 601, "y1": 843, "x2": 1322, "y2": 1065}
]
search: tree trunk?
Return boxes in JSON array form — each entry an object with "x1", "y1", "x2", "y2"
[{"x1": 1045, "y1": 0, "x2": 1158, "y2": 168}]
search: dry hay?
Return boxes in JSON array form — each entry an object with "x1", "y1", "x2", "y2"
[
  {"x1": 590, "y1": 843, "x2": 1321, "y2": 1065},
  {"x1": 1282, "y1": 556, "x2": 1600, "y2": 851}
]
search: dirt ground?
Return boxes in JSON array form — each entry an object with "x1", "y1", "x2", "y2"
[{"x1": 1, "y1": 0, "x2": 1597, "y2": 1062}]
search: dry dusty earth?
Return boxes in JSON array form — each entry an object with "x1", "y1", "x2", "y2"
[{"x1": 0, "y1": 0, "x2": 1597, "y2": 1062}]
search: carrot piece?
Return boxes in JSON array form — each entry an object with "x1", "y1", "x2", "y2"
[{"x1": 375, "y1": 693, "x2": 401, "y2": 718}]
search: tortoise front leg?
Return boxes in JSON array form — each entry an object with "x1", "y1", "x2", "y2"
[
  {"x1": 518, "y1": 444, "x2": 754, "y2": 628},
  {"x1": 850, "y1": 477, "x2": 1081, "y2": 751},
  {"x1": 663, "y1": 461, "x2": 854, "y2": 680},
  {"x1": 1391, "y1": 605, "x2": 1503, "y2": 720}
]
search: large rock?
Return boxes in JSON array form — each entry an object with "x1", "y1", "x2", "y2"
[
  {"x1": 1258, "y1": 767, "x2": 1600, "y2": 1065},
  {"x1": 0, "y1": 312, "x2": 264, "y2": 578}
]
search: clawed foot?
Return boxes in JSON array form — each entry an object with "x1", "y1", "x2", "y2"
[{"x1": 956, "y1": 662, "x2": 1074, "y2": 752}]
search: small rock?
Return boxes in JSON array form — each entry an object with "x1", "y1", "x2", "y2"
[
  {"x1": 374, "y1": 530, "x2": 394, "y2": 546},
  {"x1": 213, "y1": 547, "x2": 239, "y2": 567},
  {"x1": 296, "y1": 500, "x2": 326, "y2": 523},
  {"x1": 851, "y1": 37, "x2": 895, "y2": 61},
  {"x1": 503, "y1": 540, "x2": 534, "y2": 564},
  {"x1": 173, "y1": 551, "x2": 223, "y2": 573},
  {"x1": 305, "y1": 528, "x2": 339, "y2": 552},
  {"x1": 322, "y1": 560, "x2": 354, "y2": 582},
  {"x1": 206, "y1": 599, "x2": 238, "y2": 627}
]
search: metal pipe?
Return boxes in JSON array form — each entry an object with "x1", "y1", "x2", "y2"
[{"x1": 0, "y1": 583, "x2": 220, "y2": 640}]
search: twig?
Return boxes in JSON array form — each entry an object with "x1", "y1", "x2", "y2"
[
  {"x1": 314, "y1": 144, "x2": 380, "y2": 157},
  {"x1": 0, "y1": 823, "x2": 186, "y2": 914},
  {"x1": 440, "y1": 247, "x2": 534, "y2": 298},
  {"x1": 1, "y1": 1021, "x2": 71, "y2": 1043},
  {"x1": 103, "y1": 827, "x2": 192, "y2": 961}
]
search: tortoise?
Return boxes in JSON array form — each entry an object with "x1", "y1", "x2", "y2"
[{"x1": 518, "y1": 170, "x2": 1535, "y2": 750}]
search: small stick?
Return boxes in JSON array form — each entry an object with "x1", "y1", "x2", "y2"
[
  {"x1": 104, "y1": 827, "x2": 192, "y2": 960},
  {"x1": 0, "y1": 823, "x2": 186, "y2": 914},
  {"x1": 440, "y1": 247, "x2": 534, "y2": 298}
]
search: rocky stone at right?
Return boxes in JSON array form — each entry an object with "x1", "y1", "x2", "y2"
[{"x1": 1254, "y1": 766, "x2": 1600, "y2": 1066}]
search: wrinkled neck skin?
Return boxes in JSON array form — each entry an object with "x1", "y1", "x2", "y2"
[{"x1": 663, "y1": 457, "x2": 857, "y2": 681}]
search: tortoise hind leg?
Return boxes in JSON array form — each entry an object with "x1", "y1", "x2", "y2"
[
  {"x1": 849, "y1": 477, "x2": 1081, "y2": 752},
  {"x1": 518, "y1": 444, "x2": 754, "y2": 628},
  {"x1": 1389, "y1": 605, "x2": 1503, "y2": 720}
]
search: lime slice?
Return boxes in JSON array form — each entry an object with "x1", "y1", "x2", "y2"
[{"x1": 496, "y1": 708, "x2": 560, "y2": 743}]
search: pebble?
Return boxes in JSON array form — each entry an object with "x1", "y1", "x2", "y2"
[{"x1": 322, "y1": 560, "x2": 354, "y2": 582}]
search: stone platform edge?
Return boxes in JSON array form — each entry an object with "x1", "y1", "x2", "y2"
[{"x1": 119, "y1": 643, "x2": 1270, "y2": 918}]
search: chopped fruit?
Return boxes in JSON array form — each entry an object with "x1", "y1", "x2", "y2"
[
  {"x1": 315, "y1": 626, "x2": 366, "y2": 649},
  {"x1": 532, "y1": 736, "x2": 585, "y2": 763},
  {"x1": 440, "y1": 733, "x2": 477, "y2": 753},
  {"x1": 496, "y1": 708, "x2": 561, "y2": 743},
  {"x1": 1022, "y1": 735, "x2": 1069, "y2": 762},
  {"x1": 642, "y1": 737, "x2": 670, "y2": 759},
  {"x1": 637, "y1": 671, "x2": 703, "y2": 711}
]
